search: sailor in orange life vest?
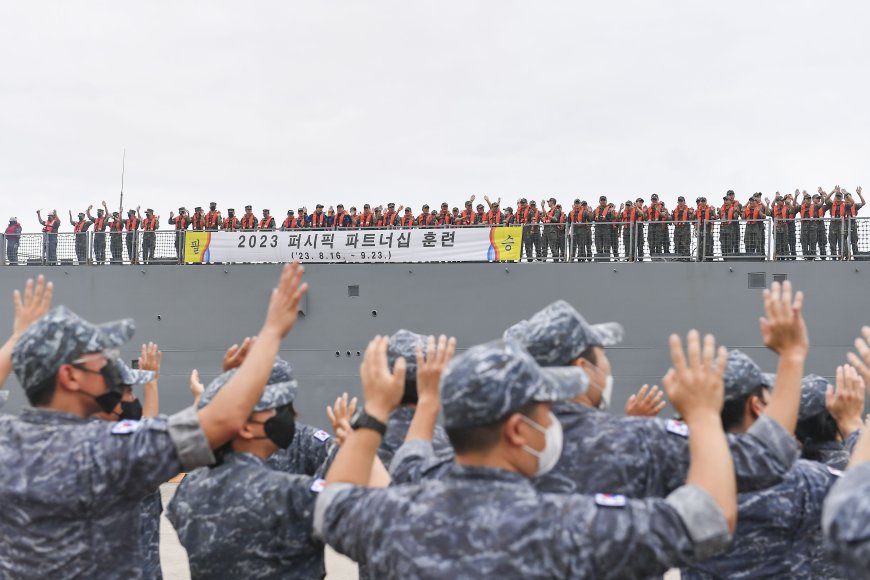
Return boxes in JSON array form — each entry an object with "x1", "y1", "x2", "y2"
[
  {"x1": 87, "y1": 201, "x2": 111, "y2": 265},
  {"x1": 69, "y1": 210, "x2": 91, "y2": 265},
  {"x1": 695, "y1": 197, "x2": 716, "y2": 262}
]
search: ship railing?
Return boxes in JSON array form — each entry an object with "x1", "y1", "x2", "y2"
[{"x1": 3, "y1": 218, "x2": 870, "y2": 264}]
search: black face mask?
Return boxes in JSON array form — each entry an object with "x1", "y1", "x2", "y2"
[
  {"x1": 119, "y1": 399, "x2": 143, "y2": 421},
  {"x1": 76, "y1": 359, "x2": 125, "y2": 413},
  {"x1": 251, "y1": 408, "x2": 296, "y2": 449}
]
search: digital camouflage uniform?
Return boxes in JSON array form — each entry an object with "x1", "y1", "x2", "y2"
[
  {"x1": 1, "y1": 306, "x2": 215, "y2": 578},
  {"x1": 167, "y1": 360, "x2": 329, "y2": 579},
  {"x1": 376, "y1": 330, "x2": 454, "y2": 469},
  {"x1": 316, "y1": 340, "x2": 732, "y2": 579},
  {"x1": 392, "y1": 303, "x2": 797, "y2": 494},
  {"x1": 682, "y1": 366, "x2": 846, "y2": 579},
  {"x1": 823, "y1": 462, "x2": 870, "y2": 574},
  {"x1": 268, "y1": 422, "x2": 334, "y2": 477},
  {"x1": 115, "y1": 360, "x2": 164, "y2": 580}
]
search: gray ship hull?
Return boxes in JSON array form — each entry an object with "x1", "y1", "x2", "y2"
[{"x1": 0, "y1": 262, "x2": 864, "y2": 427}]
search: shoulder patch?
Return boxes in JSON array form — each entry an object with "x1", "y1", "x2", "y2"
[
  {"x1": 594, "y1": 493, "x2": 627, "y2": 508},
  {"x1": 310, "y1": 478, "x2": 326, "y2": 493},
  {"x1": 111, "y1": 419, "x2": 142, "y2": 435},
  {"x1": 313, "y1": 430, "x2": 331, "y2": 442},
  {"x1": 827, "y1": 466, "x2": 844, "y2": 478},
  {"x1": 666, "y1": 419, "x2": 689, "y2": 438}
]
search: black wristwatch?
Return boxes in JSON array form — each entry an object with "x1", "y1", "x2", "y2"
[{"x1": 350, "y1": 408, "x2": 388, "y2": 436}]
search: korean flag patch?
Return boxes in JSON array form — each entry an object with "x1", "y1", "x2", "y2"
[
  {"x1": 310, "y1": 478, "x2": 326, "y2": 493},
  {"x1": 827, "y1": 466, "x2": 844, "y2": 478},
  {"x1": 313, "y1": 430, "x2": 331, "y2": 442},
  {"x1": 594, "y1": 493, "x2": 627, "y2": 508},
  {"x1": 111, "y1": 420, "x2": 142, "y2": 435},
  {"x1": 666, "y1": 420, "x2": 689, "y2": 438}
]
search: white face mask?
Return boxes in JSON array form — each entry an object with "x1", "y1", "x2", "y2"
[
  {"x1": 520, "y1": 412, "x2": 564, "y2": 476},
  {"x1": 585, "y1": 363, "x2": 614, "y2": 411}
]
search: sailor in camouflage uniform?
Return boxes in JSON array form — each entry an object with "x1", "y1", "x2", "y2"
[
  {"x1": 0, "y1": 307, "x2": 215, "y2": 578},
  {"x1": 391, "y1": 299, "x2": 800, "y2": 494},
  {"x1": 0, "y1": 262, "x2": 308, "y2": 578},
  {"x1": 316, "y1": 337, "x2": 735, "y2": 579},
  {"x1": 795, "y1": 373, "x2": 863, "y2": 470},
  {"x1": 376, "y1": 329, "x2": 454, "y2": 470},
  {"x1": 681, "y1": 356, "x2": 863, "y2": 579},
  {"x1": 167, "y1": 361, "x2": 330, "y2": 579},
  {"x1": 266, "y1": 359, "x2": 336, "y2": 478}
]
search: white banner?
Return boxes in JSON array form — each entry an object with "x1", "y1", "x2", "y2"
[{"x1": 183, "y1": 227, "x2": 524, "y2": 263}]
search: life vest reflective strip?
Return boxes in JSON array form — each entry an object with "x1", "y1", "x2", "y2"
[
  {"x1": 259, "y1": 217, "x2": 273, "y2": 229},
  {"x1": 206, "y1": 212, "x2": 221, "y2": 228},
  {"x1": 126, "y1": 218, "x2": 140, "y2": 230},
  {"x1": 696, "y1": 208, "x2": 712, "y2": 223},
  {"x1": 595, "y1": 206, "x2": 608, "y2": 220},
  {"x1": 401, "y1": 215, "x2": 414, "y2": 226}
]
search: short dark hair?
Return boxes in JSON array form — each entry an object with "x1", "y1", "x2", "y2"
[
  {"x1": 447, "y1": 401, "x2": 536, "y2": 454},
  {"x1": 721, "y1": 385, "x2": 767, "y2": 431},
  {"x1": 795, "y1": 413, "x2": 840, "y2": 458},
  {"x1": 577, "y1": 346, "x2": 598, "y2": 366},
  {"x1": 28, "y1": 374, "x2": 58, "y2": 407}
]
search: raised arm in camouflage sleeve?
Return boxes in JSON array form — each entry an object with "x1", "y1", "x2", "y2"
[{"x1": 316, "y1": 467, "x2": 730, "y2": 579}]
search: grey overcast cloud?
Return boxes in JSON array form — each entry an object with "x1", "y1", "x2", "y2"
[{"x1": 2, "y1": 1, "x2": 868, "y2": 230}]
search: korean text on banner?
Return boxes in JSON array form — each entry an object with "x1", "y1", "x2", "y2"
[{"x1": 183, "y1": 227, "x2": 523, "y2": 264}]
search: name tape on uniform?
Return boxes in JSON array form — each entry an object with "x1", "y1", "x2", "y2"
[
  {"x1": 665, "y1": 420, "x2": 689, "y2": 438},
  {"x1": 111, "y1": 420, "x2": 142, "y2": 435},
  {"x1": 313, "y1": 430, "x2": 331, "y2": 442},
  {"x1": 594, "y1": 493, "x2": 627, "y2": 508},
  {"x1": 310, "y1": 478, "x2": 326, "y2": 493}
]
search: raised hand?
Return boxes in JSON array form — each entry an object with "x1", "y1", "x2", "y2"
[
  {"x1": 760, "y1": 281, "x2": 808, "y2": 357},
  {"x1": 359, "y1": 336, "x2": 406, "y2": 421},
  {"x1": 222, "y1": 337, "x2": 256, "y2": 372},
  {"x1": 826, "y1": 365, "x2": 866, "y2": 438},
  {"x1": 138, "y1": 342, "x2": 162, "y2": 380},
  {"x1": 189, "y1": 369, "x2": 204, "y2": 405},
  {"x1": 625, "y1": 384, "x2": 666, "y2": 417},
  {"x1": 662, "y1": 330, "x2": 728, "y2": 422},
  {"x1": 415, "y1": 335, "x2": 457, "y2": 408},
  {"x1": 261, "y1": 262, "x2": 308, "y2": 338},
  {"x1": 846, "y1": 326, "x2": 870, "y2": 389},
  {"x1": 13, "y1": 276, "x2": 54, "y2": 336},
  {"x1": 326, "y1": 392, "x2": 359, "y2": 446}
]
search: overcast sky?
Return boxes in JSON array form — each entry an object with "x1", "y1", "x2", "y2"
[{"x1": 2, "y1": 1, "x2": 869, "y2": 230}]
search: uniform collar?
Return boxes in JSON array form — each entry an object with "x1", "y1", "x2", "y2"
[
  {"x1": 20, "y1": 408, "x2": 90, "y2": 425},
  {"x1": 448, "y1": 463, "x2": 531, "y2": 487},
  {"x1": 224, "y1": 451, "x2": 268, "y2": 467}
]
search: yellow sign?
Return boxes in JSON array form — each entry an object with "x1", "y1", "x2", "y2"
[
  {"x1": 488, "y1": 226, "x2": 523, "y2": 261},
  {"x1": 184, "y1": 232, "x2": 210, "y2": 263}
]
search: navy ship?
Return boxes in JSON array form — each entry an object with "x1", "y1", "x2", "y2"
[{"x1": 0, "y1": 257, "x2": 864, "y2": 427}]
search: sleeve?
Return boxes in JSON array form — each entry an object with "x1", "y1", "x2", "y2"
[
  {"x1": 640, "y1": 414, "x2": 797, "y2": 495},
  {"x1": 389, "y1": 439, "x2": 453, "y2": 484},
  {"x1": 823, "y1": 462, "x2": 870, "y2": 571},
  {"x1": 563, "y1": 486, "x2": 731, "y2": 577},
  {"x1": 94, "y1": 407, "x2": 215, "y2": 502},
  {"x1": 845, "y1": 429, "x2": 863, "y2": 455},
  {"x1": 314, "y1": 484, "x2": 399, "y2": 563},
  {"x1": 794, "y1": 463, "x2": 838, "y2": 537}
]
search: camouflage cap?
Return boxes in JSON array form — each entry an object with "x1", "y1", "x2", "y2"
[
  {"x1": 517, "y1": 300, "x2": 623, "y2": 367},
  {"x1": 197, "y1": 358, "x2": 298, "y2": 412},
  {"x1": 503, "y1": 320, "x2": 530, "y2": 342},
  {"x1": 12, "y1": 306, "x2": 135, "y2": 395},
  {"x1": 798, "y1": 374, "x2": 830, "y2": 421},
  {"x1": 723, "y1": 350, "x2": 767, "y2": 401},
  {"x1": 441, "y1": 339, "x2": 588, "y2": 430},
  {"x1": 387, "y1": 329, "x2": 427, "y2": 384},
  {"x1": 762, "y1": 372, "x2": 776, "y2": 389},
  {"x1": 117, "y1": 360, "x2": 155, "y2": 386}
]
